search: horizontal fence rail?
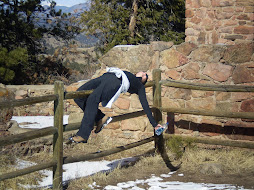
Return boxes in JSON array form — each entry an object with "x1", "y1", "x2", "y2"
[
  {"x1": 63, "y1": 110, "x2": 148, "y2": 132},
  {"x1": 0, "y1": 160, "x2": 57, "y2": 181},
  {"x1": 160, "y1": 79, "x2": 254, "y2": 92},
  {"x1": 161, "y1": 107, "x2": 254, "y2": 120},
  {"x1": 64, "y1": 90, "x2": 93, "y2": 100},
  {"x1": 0, "y1": 127, "x2": 58, "y2": 147},
  {"x1": 63, "y1": 136, "x2": 155, "y2": 164},
  {"x1": 164, "y1": 134, "x2": 254, "y2": 149},
  {"x1": 0, "y1": 95, "x2": 58, "y2": 109}
]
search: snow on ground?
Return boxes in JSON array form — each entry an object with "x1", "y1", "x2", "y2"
[
  {"x1": 11, "y1": 116, "x2": 251, "y2": 190},
  {"x1": 12, "y1": 115, "x2": 69, "y2": 129}
]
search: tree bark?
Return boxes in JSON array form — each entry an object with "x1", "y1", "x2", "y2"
[{"x1": 129, "y1": 0, "x2": 138, "y2": 38}]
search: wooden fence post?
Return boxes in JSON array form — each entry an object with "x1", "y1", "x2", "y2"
[
  {"x1": 152, "y1": 69, "x2": 162, "y2": 149},
  {"x1": 152, "y1": 70, "x2": 177, "y2": 170},
  {"x1": 53, "y1": 81, "x2": 64, "y2": 189},
  {"x1": 167, "y1": 112, "x2": 175, "y2": 134}
]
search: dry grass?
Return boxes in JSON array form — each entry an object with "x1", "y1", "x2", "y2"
[
  {"x1": 1, "y1": 134, "x2": 254, "y2": 189},
  {"x1": 0, "y1": 153, "x2": 47, "y2": 190},
  {"x1": 180, "y1": 146, "x2": 254, "y2": 174}
]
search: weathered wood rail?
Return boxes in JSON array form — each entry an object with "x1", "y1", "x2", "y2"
[{"x1": 0, "y1": 69, "x2": 254, "y2": 189}]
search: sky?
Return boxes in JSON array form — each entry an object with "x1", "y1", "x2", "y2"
[
  {"x1": 41, "y1": 0, "x2": 88, "y2": 7},
  {"x1": 11, "y1": 115, "x2": 250, "y2": 190}
]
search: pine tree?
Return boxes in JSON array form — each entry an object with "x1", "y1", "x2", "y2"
[
  {"x1": 80, "y1": 0, "x2": 185, "y2": 53},
  {"x1": 0, "y1": 0, "x2": 80, "y2": 84}
]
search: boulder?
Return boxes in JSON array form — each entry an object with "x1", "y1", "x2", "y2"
[
  {"x1": 200, "y1": 162, "x2": 223, "y2": 175},
  {"x1": 99, "y1": 44, "x2": 153, "y2": 73}
]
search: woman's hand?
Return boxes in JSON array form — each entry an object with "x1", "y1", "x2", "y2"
[{"x1": 154, "y1": 124, "x2": 163, "y2": 131}]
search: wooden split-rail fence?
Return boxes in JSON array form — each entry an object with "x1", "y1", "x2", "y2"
[{"x1": 0, "y1": 69, "x2": 254, "y2": 189}]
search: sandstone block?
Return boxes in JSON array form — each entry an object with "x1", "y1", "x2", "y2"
[
  {"x1": 215, "y1": 92, "x2": 231, "y2": 101},
  {"x1": 185, "y1": 28, "x2": 199, "y2": 36},
  {"x1": 190, "y1": 16, "x2": 202, "y2": 24},
  {"x1": 232, "y1": 64, "x2": 254, "y2": 84},
  {"x1": 150, "y1": 51, "x2": 160, "y2": 70},
  {"x1": 165, "y1": 69, "x2": 181, "y2": 80},
  {"x1": 114, "y1": 97, "x2": 130, "y2": 110},
  {"x1": 190, "y1": 45, "x2": 226, "y2": 63},
  {"x1": 240, "y1": 99, "x2": 254, "y2": 112},
  {"x1": 160, "y1": 49, "x2": 188, "y2": 69},
  {"x1": 186, "y1": 97, "x2": 215, "y2": 110},
  {"x1": 186, "y1": 9, "x2": 194, "y2": 18},
  {"x1": 236, "y1": 0, "x2": 254, "y2": 6},
  {"x1": 224, "y1": 35, "x2": 244, "y2": 40},
  {"x1": 150, "y1": 41, "x2": 174, "y2": 52},
  {"x1": 224, "y1": 43, "x2": 253, "y2": 63},
  {"x1": 176, "y1": 42, "x2": 197, "y2": 56},
  {"x1": 99, "y1": 44, "x2": 153, "y2": 73},
  {"x1": 169, "y1": 88, "x2": 192, "y2": 100},
  {"x1": 162, "y1": 97, "x2": 185, "y2": 109},
  {"x1": 200, "y1": 0, "x2": 211, "y2": 7},
  {"x1": 182, "y1": 62, "x2": 200, "y2": 80},
  {"x1": 202, "y1": 63, "x2": 233, "y2": 82},
  {"x1": 121, "y1": 117, "x2": 146, "y2": 132},
  {"x1": 192, "y1": 90, "x2": 214, "y2": 98},
  {"x1": 216, "y1": 102, "x2": 233, "y2": 112},
  {"x1": 231, "y1": 92, "x2": 254, "y2": 101},
  {"x1": 212, "y1": 0, "x2": 234, "y2": 7},
  {"x1": 130, "y1": 94, "x2": 142, "y2": 109},
  {"x1": 234, "y1": 26, "x2": 254, "y2": 34}
]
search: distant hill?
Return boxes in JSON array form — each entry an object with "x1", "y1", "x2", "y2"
[
  {"x1": 42, "y1": 2, "x2": 98, "y2": 49},
  {"x1": 44, "y1": 3, "x2": 90, "y2": 14}
]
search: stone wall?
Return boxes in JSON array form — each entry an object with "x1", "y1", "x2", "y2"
[{"x1": 185, "y1": 0, "x2": 254, "y2": 44}]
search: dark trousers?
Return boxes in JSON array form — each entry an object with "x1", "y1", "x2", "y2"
[{"x1": 74, "y1": 73, "x2": 121, "y2": 139}]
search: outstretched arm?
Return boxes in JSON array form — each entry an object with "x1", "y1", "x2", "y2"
[{"x1": 138, "y1": 86, "x2": 158, "y2": 127}]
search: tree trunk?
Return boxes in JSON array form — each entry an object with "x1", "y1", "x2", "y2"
[{"x1": 129, "y1": 0, "x2": 138, "y2": 38}]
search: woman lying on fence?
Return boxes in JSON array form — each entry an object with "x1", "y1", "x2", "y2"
[{"x1": 67, "y1": 67, "x2": 164, "y2": 144}]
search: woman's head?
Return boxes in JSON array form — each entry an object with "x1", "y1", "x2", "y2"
[{"x1": 136, "y1": 71, "x2": 148, "y2": 85}]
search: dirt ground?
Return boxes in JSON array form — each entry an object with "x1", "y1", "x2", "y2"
[{"x1": 85, "y1": 158, "x2": 254, "y2": 190}]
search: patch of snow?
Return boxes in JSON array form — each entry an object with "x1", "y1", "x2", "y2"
[{"x1": 11, "y1": 115, "x2": 69, "y2": 129}]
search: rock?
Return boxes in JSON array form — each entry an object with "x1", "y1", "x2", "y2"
[
  {"x1": 190, "y1": 45, "x2": 226, "y2": 63},
  {"x1": 121, "y1": 117, "x2": 147, "y2": 132},
  {"x1": 182, "y1": 62, "x2": 200, "y2": 79},
  {"x1": 224, "y1": 43, "x2": 254, "y2": 64},
  {"x1": 232, "y1": 63, "x2": 254, "y2": 84},
  {"x1": 8, "y1": 120, "x2": 33, "y2": 134},
  {"x1": 240, "y1": 99, "x2": 254, "y2": 112},
  {"x1": 114, "y1": 97, "x2": 130, "y2": 110},
  {"x1": 200, "y1": 163, "x2": 223, "y2": 175},
  {"x1": 150, "y1": 41, "x2": 174, "y2": 52},
  {"x1": 99, "y1": 44, "x2": 153, "y2": 73},
  {"x1": 186, "y1": 97, "x2": 215, "y2": 110},
  {"x1": 165, "y1": 69, "x2": 181, "y2": 80},
  {"x1": 160, "y1": 48, "x2": 188, "y2": 69},
  {"x1": 202, "y1": 63, "x2": 233, "y2": 82},
  {"x1": 176, "y1": 42, "x2": 197, "y2": 56}
]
